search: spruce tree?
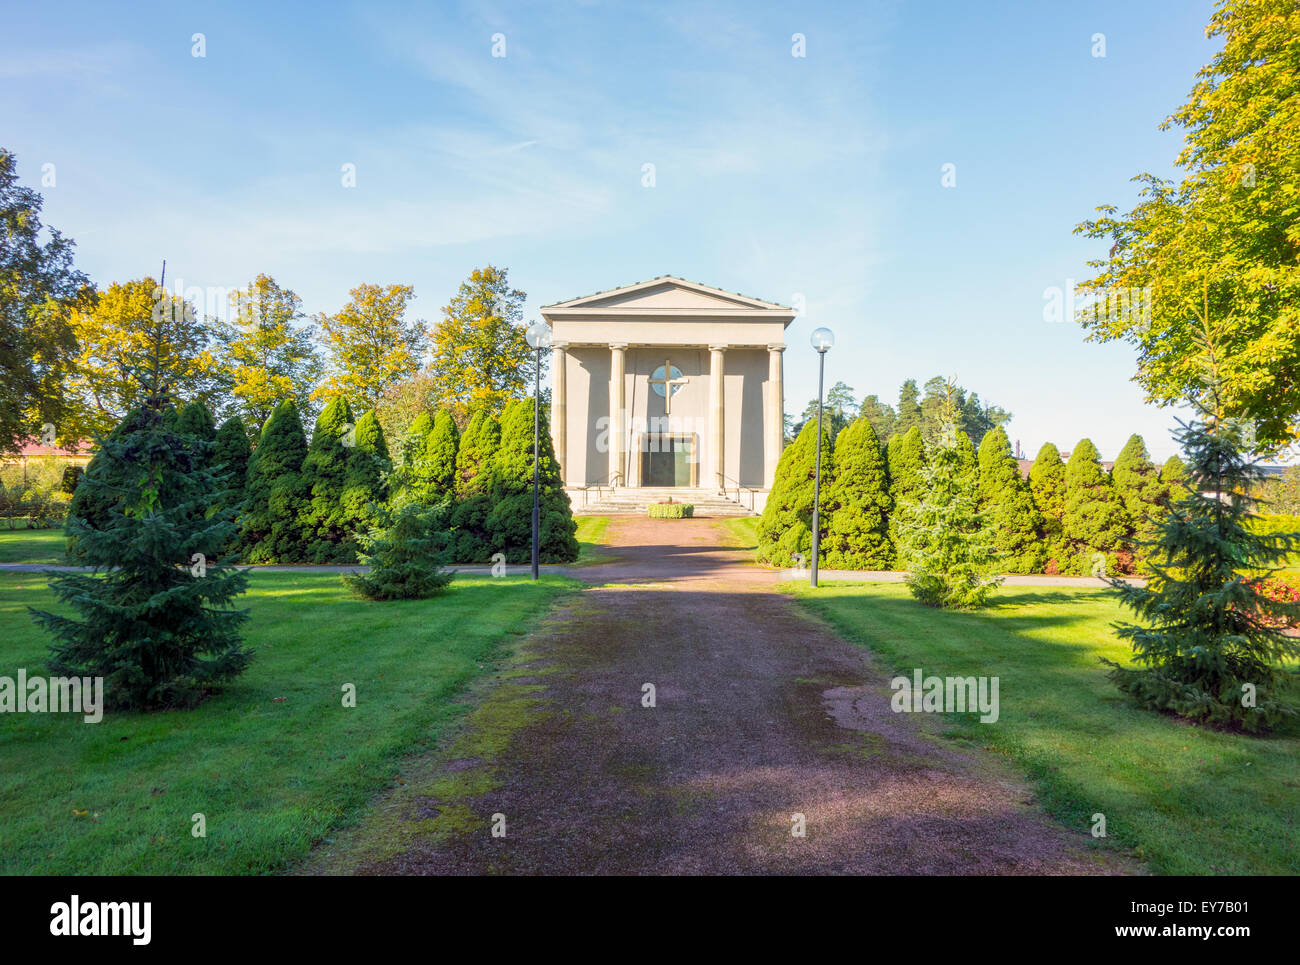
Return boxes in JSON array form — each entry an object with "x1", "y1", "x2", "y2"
[
  {"x1": 897, "y1": 411, "x2": 1001, "y2": 609},
  {"x1": 486, "y1": 398, "x2": 577, "y2": 564},
  {"x1": 343, "y1": 502, "x2": 454, "y2": 601},
  {"x1": 390, "y1": 411, "x2": 434, "y2": 504},
  {"x1": 977, "y1": 426, "x2": 1045, "y2": 574},
  {"x1": 886, "y1": 426, "x2": 927, "y2": 554},
  {"x1": 66, "y1": 407, "x2": 153, "y2": 558},
  {"x1": 1062, "y1": 438, "x2": 1128, "y2": 575},
  {"x1": 32, "y1": 316, "x2": 251, "y2": 710},
  {"x1": 240, "y1": 399, "x2": 308, "y2": 563},
  {"x1": 823, "y1": 417, "x2": 892, "y2": 568},
  {"x1": 1111, "y1": 434, "x2": 1165, "y2": 571},
  {"x1": 1104, "y1": 419, "x2": 1300, "y2": 732},
  {"x1": 299, "y1": 397, "x2": 358, "y2": 563},
  {"x1": 757, "y1": 418, "x2": 834, "y2": 567},
  {"x1": 1028, "y1": 442, "x2": 1068, "y2": 569}
]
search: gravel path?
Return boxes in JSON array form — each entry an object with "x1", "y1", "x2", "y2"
[{"x1": 350, "y1": 516, "x2": 1129, "y2": 875}]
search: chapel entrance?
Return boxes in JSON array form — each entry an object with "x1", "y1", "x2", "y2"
[{"x1": 640, "y1": 433, "x2": 697, "y2": 487}]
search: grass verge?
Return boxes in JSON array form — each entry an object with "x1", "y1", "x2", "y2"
[
  {"x1": 788, "y1": 581, "x2": 1300, "y2": 875},
  {"x1": 0, "y1": 569, "x2": 574, "y2": 874}
]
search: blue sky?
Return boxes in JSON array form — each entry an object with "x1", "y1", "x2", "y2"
[{"x1": 2, "y1": 0, "x2": 1219, "y2": 460}]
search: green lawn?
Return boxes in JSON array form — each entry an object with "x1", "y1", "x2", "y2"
[
  {"x1": 0, "y1": 569, "x2": 574, "y2": 874},
  {"x1": 718, "y1": 516, "x2": 759, "y2": 551},
  {"x1": 789, "y1": 582, "x2": 1300, "y2": 875},
  {"x1": 574, "y1": 515, "x2": 612, "y2": 565},
  {"x1": 0, "y1": 528, "x2": 67, "y2": 565}
]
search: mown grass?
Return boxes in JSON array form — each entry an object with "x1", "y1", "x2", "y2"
[
  {"x1": 718, "y1": 516, "x2": 759, "y2": 552},
  {"x1": 574, "y1": 515, "x2": 613, "y2": 565},
  {"x1": 0, "y1": 528, "x2": 66, "y2": 565},
  {"x1": 0, "y1": 569, "x2": 574, "y2": 874},
  {"x1": 789, "y1": 581, "x2": 1300, "y2": 875}
]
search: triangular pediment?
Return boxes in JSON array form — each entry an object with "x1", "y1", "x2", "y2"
[{"x1": 542, "y1": 276, "x2": 790, "y2": 313}]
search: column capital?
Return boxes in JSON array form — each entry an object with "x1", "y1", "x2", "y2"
[
  {"x1": 551, "y1": 340, "x2": 569, "y2": 350},
  {"x1": 708, "y1": 343, "x2": 729, "y2": 353},
  {"x1": 766, "y1": 343, "x2": 786, "y2": 353},
  {"x1": 608, "y1": 342, "x2": 629, "y2": 351}
]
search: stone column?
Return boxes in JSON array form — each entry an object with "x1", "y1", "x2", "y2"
[
  {"x1": 709, "y1": 344, "x2": 727, "y2": 491},
  {"x1": 766, "y1": 343, "x2": 785, "y2": 489},
  {"x1": 609, "y1": 343, "x2": 627, "y2": 485},
  {"x1": 551, "y1": 341, "x2": 568, "y2": 486}
]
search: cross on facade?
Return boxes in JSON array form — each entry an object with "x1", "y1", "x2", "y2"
[{"x1": 648, "y1": 360, "x2": 689, "y2": 413}]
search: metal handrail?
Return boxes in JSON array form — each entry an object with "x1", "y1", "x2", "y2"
[
  {"x1": 570, "y1": 472, "x2": 623, "y2": 508},
  {"x1": 717, "y1": 473, "x2": 761, "y2": 512}
]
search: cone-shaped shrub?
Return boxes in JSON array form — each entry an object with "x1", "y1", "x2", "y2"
[
  {"x1": 823, "y1": 417, "x2": 892, "y2": 568},
  {"x1": 1062, "y1": 438, "x2": 1128, "y2": 574},
  {"x1": 1104, "y1": 420, "x2": 1300, "y2": 732},
  {"x1": 1111, "y1": 433, "x2": 1165, "y2": 571},
  {"x1": 977, "y1": 426, "x2": 1045, "y2": 574},
  {"x1": 175, "y1": 401, "x2": 216, "y2": 448},
  {"x1": 240, "y1": 399, "x2": 308, "y2": 563},
  {"x1": 455, "y1": 409, "x2": 500, "y2": 498},
  {"x1": 1028, "y1": 442, "x2": 1068, "y2": 569},
  {"x1": 886, "y1": 426, "x2": 927, "y2": 552},
  {"x1": 896, "y1": 419, "x2": 1001, "y2": 609},
  {"x1": 299, "y1": 397, "x2": 358, "y2": 563},
  {"x1": 423, "y1": 410, "x2": 459, "y2": 498},
  {"x1": 1160, "y1": 454, "x2": 1188, "y2": 488},
  {"x1": 486, "y1": 398, "x2": 577, "y2": 564},
  {"x1": 391, "y1": 412, "x2": 434, "y2": 503},
  {"x1": 343, "y1": 502, "x2": 454, "y2": 600},
  {"x1": 33, "y1": 394, "x2": 251, "y2": 709},
  {"x1": 341, "y1": 409, "x2": 390, "y2": 547},
  {"x1": 758, "y1": 418, "x2": 834, "y2": 567},
  {"x1": 213, "y1": 416, "x2": 251, "y2": 503}
]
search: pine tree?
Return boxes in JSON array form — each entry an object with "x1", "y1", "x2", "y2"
[
  {"x1": 1104, "y1": 419, "x2": 1300, "y2": 732},
  {"x1": 1111, "y1": 434, "x2": 1165, "y2": 571},
  {"x1": 897, "y1": 411, "x2": 1001, "y2": 609},
  {"x1": 343, "y1": 502, "x2": 454, "y2": 601},
  {"x1": 757, "y1": 418, "x2": 834, "y2": 567},
  {"x1": 485, "y1": 398, "x2": 577, "y2": 564},
  {"x1": 1028, "y1": 442, "x2": 1069, "y2": 569},
  {"x1": 886, "y1": 425, "x2": 927, "y2": 555},
  {"x1": 823, "y1": 417, "x2": 892, "y2": 568},
  {"x1": 977, "y1": 426, "x2": 1045, "y2": 574},
  {"x1": 31, "y1": 313, "x2": 251, "y2": 710},
  {"x1": 1062, "y1": 438, "x2": 1128, "y2": 575},
  {"x1": 240, "y1": 399, "x2": 308, "y2": 563}
]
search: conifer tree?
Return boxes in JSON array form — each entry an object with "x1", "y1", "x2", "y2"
[
  {"x1": 390, "y1": 411, "x2": 434, "y2": 503},
  {"x1": 1062, "y1": 438, "x2": 1128, "y2": 575},
  {"x1": 240, "y1": 399, "x2": 308, "y2": 563},
  {"x1": 212, "y1": 416, "x2": 251, "y2": 510},
  {"x1": 1160, "y1": 454, "x2": 1188, "y2": 489},
  {"x1": 343, "y1": 502, "x2": 453, "y2": 601},
  {"x1": 1111, "y1": 433, "x2": 1165, "y2": 571},
  {"x1": 485, "y1": 398, "x2": 577, "y2": 564},
  {"x1": 977, "y1": 426, "x2": 1045, "y2": 574},
  {"x1": 1028, "y1": 442, "x2": 1069, "y2": 568},
  {"x1": 32, "y1": 310, "x2": 251, "y2": 709},
  {"x1": 174, "y1": 401, "x2": 216, "y2": 447},
  {"x1": 422, "y1": 409, "x2": 459, "y2": 499},
  {"x1": 299, "y1": 397, "x2": 358, "y2": 563},
  {"x1": 454, "y1": 409, "x2": 500, "y2": 498},
  {"x1": 66, "y1": 407, "x2": 153, "y2": 557},
  {"x1": 886, "y1": 426, "x2": 926, "y2": 554},
  {"x1": 757, "y1": 419, "x2": 834, "y2": 567},
  {"x1": 896, "y1": 408, "x2": 1001, "y2": 609},
  {"x1": 1104, "y1": 419, "x2": 1300, "y2": 732},
  {"x1": 341, "y1": 409, "x2": 390, "y2": 543},
  {"x1": 823, "y1": 417, "x2": 892, "y2": 568}
]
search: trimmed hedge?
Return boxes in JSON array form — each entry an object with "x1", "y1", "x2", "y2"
[{"x1": 648, "y1": 502, "x2": 694, "y2": 519}]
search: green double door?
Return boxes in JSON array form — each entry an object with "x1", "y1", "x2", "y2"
[{"x1": 641, "y1": 434, "x2": 695, "y2": 487}]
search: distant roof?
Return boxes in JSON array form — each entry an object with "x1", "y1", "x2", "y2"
[
  {"x1": 9, "y1": 438, "x2": 93, "y2": 457},
  {"x1": 540, "y1": 274, "x2": 792, "y2": 311}
]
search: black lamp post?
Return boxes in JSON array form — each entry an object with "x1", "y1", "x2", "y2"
[
  {"x1": 809, "y1": 326, "x2": 834, "y2": 588},
  {"x1": 525, "y1": 321, "x2": 552, "y2": 581}
]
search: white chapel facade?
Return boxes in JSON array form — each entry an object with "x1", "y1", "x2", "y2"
[{"x1": 541, "y1": 276, "x2": 794, "y2": 509}]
